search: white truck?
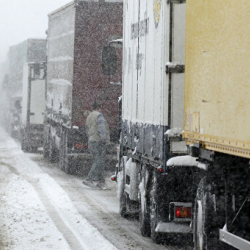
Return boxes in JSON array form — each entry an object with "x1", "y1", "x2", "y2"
[
  {"x1": 4, "y1": 38, "x2": 46, "y2": 139},
  {"x1": 21, "y1": 62, "x2": 46, "y2": 152},
  {"x1": 114, "y1": 0, "x2": 196, "y2": 243}
]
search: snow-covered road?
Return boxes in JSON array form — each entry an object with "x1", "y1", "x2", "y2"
[{"x1": 0, "y1": 129, "x2": 192, "y2": 250}]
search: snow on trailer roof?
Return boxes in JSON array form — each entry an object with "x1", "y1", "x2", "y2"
[
  {"x1": 27, "y1": 38, "x2": 46, "y2": 41},
  {"x1": 10, "y1": 38, "x2": 46, "y2": 48},
  {"x1": 167, "y1": 155, "x2": 208, "y2": 170},
  {"x1": 48, "y1": 1, "x2": 75, "y2": 16},
  {"x1": 48, "y1": 0, "x2": 123, "y2": 17}
]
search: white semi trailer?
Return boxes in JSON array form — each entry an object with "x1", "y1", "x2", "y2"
[
  {"x1": 21, "y1": 62, "x2": 46, "y2": 152},
  {"x1": 114, "y1": 0, "x2": 197, "y2": 243}
]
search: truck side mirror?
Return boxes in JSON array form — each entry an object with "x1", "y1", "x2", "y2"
[{"x1": 102, "y1": 47, "x2": 117, "y2": 75}]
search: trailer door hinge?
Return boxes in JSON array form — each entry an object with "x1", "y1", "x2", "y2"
[{"x1": 166, "y1": 63, "x2": 185, "y2": 74}]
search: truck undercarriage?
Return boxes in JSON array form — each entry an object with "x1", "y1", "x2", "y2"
[
  {"x1": 117, "y1": 143, "x2": 201, "y2": 243},
  {"x1": 190, "y1": 146, "x2": 250, "y2": 250}
]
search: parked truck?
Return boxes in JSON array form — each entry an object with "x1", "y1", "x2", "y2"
[
  {"x1": 5, "y1": 39, "x2": 46, "y2": 138},
  {"x1": 43, "y1": 0, "x2": 123, "y2": 175},
  {"x1": 181, "y1": 0, "x2": 250, "y2": 249},
  {"x1": 21, "y1": 62, "x2": 46, "y2": 152},
  {"x1": 114, "y1": 0, "x2": 198, "y2": 243}
]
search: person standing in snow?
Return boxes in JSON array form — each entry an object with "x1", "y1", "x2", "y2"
[{"x1": 83, "y1": 100, "x2": 110, "y2": 188}]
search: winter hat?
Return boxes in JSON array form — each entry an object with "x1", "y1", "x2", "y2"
[{"x1": 92, "y1": 100, "x2": 101, "y2": 110}]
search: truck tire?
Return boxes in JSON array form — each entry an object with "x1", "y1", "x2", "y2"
[
  {"x1": 43, "y1": 139, "x2": 50, "y2": 158},
  {"x1": 21, "y1": 131, "x2": 28, "y2": 152},
  {"x1": 49, "y1": 138, "x2": 58, "y2": 163},
  {"x1": 119, "y1": 185, "x2": 133, "y2": 218},
  {"x1": 118, "y1": 157, "x2": 130, "y2": 217},
  {"x1": 64, "y1": 155, "x2": 74, "y2": 175},
  {"x1": 61, "y1": 130, "x2": 75, "y2": 175},
  {"x1": 119, "y1": 185, "x2": 128, "y2": 217},
  {"x1": 194, "y1": 177, "x2": 226, "y2": 250},
  {"x1": 139, "y1": 166, "x2": 151, "y2": 237},
  {"x1": 59, "y1": 132, "x2": 65, "y2": 171},
  {"x1": 150, "y1": 171, "x2": 160, "y2": 244},
  {"x1": 43, "y1": 128, "x2": 50, "y2": 158},
  {"x1": 21, "y1": 140, "x2": 28, "y2": 152},
  {"x1": 31, "y1": 147, "x2": 38, "y2": 153}
]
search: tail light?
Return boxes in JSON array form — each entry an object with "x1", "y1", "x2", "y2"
[
  {"x1": 169, "y1": 202, "x2": 192, "y2": 221},
  {"x1": 111, "y1": 175, "x2": 117, "y2": 182},
  {"x1": 175, "y1": 206, "x2": 192, "y2": 218},
  {"x1": 74, "y1": 143, "x2": 83, "y2": 149},
  {"x1": 157, "y1": 166, "x2": 163, "y2": 173}
]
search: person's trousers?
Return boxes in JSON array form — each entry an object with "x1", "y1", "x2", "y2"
[{"x1": 87, "y1": 141, "x2": 106, "y2": 183}]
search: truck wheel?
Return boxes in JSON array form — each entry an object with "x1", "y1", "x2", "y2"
[
  {"x1": 62, "y1": 131, "x2": 75, "y2": 175},
  {"x1": 21, "y1": 141, "x2": 28, "y2": 152},
  {"x1": 119, "y1": 188, "x2": 133, "y2": 218},
  {"x1": 59, "y1": 133, "x2": 65, "y2": 171},
  {"x1": 21, "y1": 132, "x2": 28, "y2": 152},
  {"x1": 64, "y1": 154, "x2": 74, "y2": 175},
  {"x1": 31, "y1": 147, "x2": 38, "y2": 153},
  {"x1": 43, "y1": 140, "x2": 49, "y2": 158},
  {"x1": 118, "y1": 157, "x2": 130, "y2": 217},
  {"x1": 139, "y1": 167, "x2": 151, "y2": 237},
  {"x1": 194, "y1": 177, "x2": 226, "y2": 250},
  {"x1": 49, "y1": 138, "x2": 58, "y2": 163},
  {"x1": 119, "y1": 186, "x2": 128, "y2": 217},
  {"x1": 150, "y1": 172, "x2": 160, "y2": 244},
  {"x1": 43, "y1": 129, "x2": 50, "y2": 158}
]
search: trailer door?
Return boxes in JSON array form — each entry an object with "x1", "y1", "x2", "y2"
[
  {"x1": 168, "y1": 1, "x2": 187, "y2": 154},
  {"x1": 29, "y1": 65, "x2": 45, "y2": 125}
]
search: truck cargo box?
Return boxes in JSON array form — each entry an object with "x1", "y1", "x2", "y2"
[
  {"x1": 122, "y1": 0, "x2": 186, "y2": 161},
  {"x1": 46, "y1": 0, "x2": 123, "y2": 139},
  {"x1": 6, "y1": 39, "x2": 46, "y2": 137},
  {"x1": 116, "y1": 0, "x2": 194, "y2": 243},
  {"x1": 183, "y1": 0, "x2": 250, "y2": 159},
  {"x1": 21, "y1": 62, "x2": 46, "y2": 152},
  {"x1": 8, "y1": 39, "x2": 46, "y2": 98},
  {"x1": 44, "y1": 0, "x2": 123, "y2": 174}
]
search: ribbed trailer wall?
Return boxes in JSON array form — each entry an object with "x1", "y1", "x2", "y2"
[
  {"x1": 122, "y1": 0, "x2": 186, "y2": 159},
  {"x1": 122, "y1": 0, "x2": 169, "y2": 126}
]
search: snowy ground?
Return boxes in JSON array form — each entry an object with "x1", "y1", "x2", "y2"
[{"x1": 0, "y1": 128, "x2": 192, "y2": 250}]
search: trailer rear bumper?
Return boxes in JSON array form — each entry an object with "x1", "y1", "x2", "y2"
[
  {"x1": 219, "y1": 229, "x2": 250, "y2": 250},
  {"x1": 155, "y1": 222, "x2": 192, "y2": 234}
]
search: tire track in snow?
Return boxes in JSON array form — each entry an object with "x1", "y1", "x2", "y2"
[
  {"x1": 4, "y1": 150, "x2": 118, "y2": 250},
  {"x1": 44, "y1": 171, "x2": 188, "y2": 250},
  {"x1": 31, "y1": 181, "x2": 86, "y2": 250},
  {"x1": 3, "y1": 162, "x2": 85, "y2": 250}
]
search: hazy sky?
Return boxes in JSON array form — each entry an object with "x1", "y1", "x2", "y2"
[{"x1": 0, "y1": 0, "x2": 71, "y2": 64}]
